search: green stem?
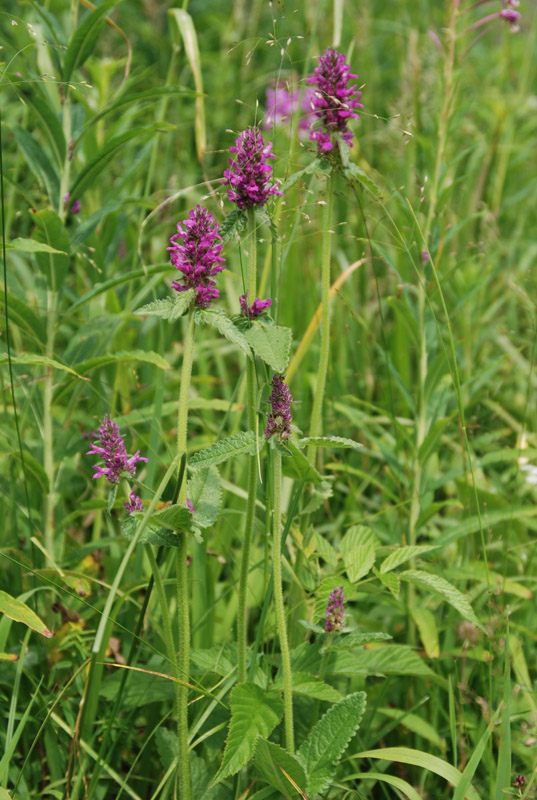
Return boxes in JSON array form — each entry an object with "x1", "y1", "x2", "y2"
[
  {"x1": 272, "y1": 448, "x2": 294, "y2": 753},
  {"x1": 307, "y1": 173, "x2": 334, "y2": 464},
  {"x1": 43, "y1": 289, "x2": 56, "y2": 557},
  {"x1": 237, "y1": 207, "x2": 258, "y2": 683},
  {"x1": 176, "y1": 307, "x2": 195, "y2": 800}
]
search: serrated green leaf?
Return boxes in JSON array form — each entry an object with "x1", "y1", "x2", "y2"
[
  {"x1": 63, "y1": 0, "x2": 125, "y2": 82},
  {"x1": 400, "y1": 570, "x2": 485, "y2": 631},
  {"x1": 189, "y1": 431, "x2": 259, "y2": 471},
  {"x1": 245, "y1": 322, "x2": 292, "y2": 373},
  {"x1": 343, "y1": 542, "x2": 376, "y2": 583},
  {"x1": 187, "y1": 467, "x2": 221, "y2": 529},
  {"x1": 134, "y1": 291, "x2": 195, "y2": 321},
  {"x1": 297, "y1": 436, "x2": 362, "y2": 451},
  {"x1": 121, "y1": 514, "x2": 187, "y2": 547},
  {"x1": 253, "y1": 738, "x2": 307, "y2": 798},
  {"x1": 272, "y1": 672, "x2": 341, "y2": 703},
  {"x1": 298, "y1": 619, "x2": 326, "y2": 634},
  {"x1": 33, "y1": 209, "x2": 71, "y2": 289},
  {"x1": 219, "y1": 208, "x2": 246, "y2": 242},
  {"x1": 213, "y1": 683, "x2": 283, "y2": 783},
  {"x1": 0, "y1": 591, "x2": 53, "y2": 638},
  {"x1": 380, "y1": 545, "x2": 437, "y2": 574},
  {"x1": 341, "y1": 525, "x2": 380, "y2": 553},
  {"x1": 150, "y1": 503, "x2": 194, "y2": 531},
  {"x1": 343, "y1": 161, "x2": 382, "y2": 198},
  {"x1": 329, "y1": 645, "x2": 434, "y2": 678},
  {"x1": 374, "y1": 567, "x2": 400, "y2": 599},
  {"x1": 297, "y1": 692, "x2": 366, "y2": 797},
  {"x1": 322, "y1": 631, "x2": 392, "y2": 652},
  {"x1": 280, "y1": 159, "x2": 325, "y2": 191},
  {"x1": 196, "y1": 310, "x2": 252, "y2": 357},
  {"x1": 280, "y1": 439, "x2": 323, "y2": 485},
  {"x1": 411, "y1": 607, "x2": 439, "y2": 659},
  {"x1": 313, "y1": 530, "x2": 338, "y2": 567}
]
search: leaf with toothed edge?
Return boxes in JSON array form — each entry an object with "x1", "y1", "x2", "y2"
[
  {"x1": 297, "y1": 436, "x2": 362, "y2": 451},
  {"x1": 400, "y1": 570, "x2": 485, "y2": 631},
  {"x1": 245, "y1": 321, "x2": 292, "y2": 373},
  {"x1": 212, "y1": 683, "x2": 283, "y2": 784},
  {"x1": 134, "y1": 291, "x2": 195, "y2": 321},
  {"x1": 253, "y1": 738, "x2": 308, "y2": 798},
  {"x1": 296, "y1": 691, "x2": 367, "y2": 797},
  {"x1": 187, "y1": 466, "x2": 222, "y2": 529},
  {"x1": 196, "y1": 310, "x2": 252, "y2": 357},
  {"x1": 189, "y1": 431, "x2": 260, "y2": 471}
]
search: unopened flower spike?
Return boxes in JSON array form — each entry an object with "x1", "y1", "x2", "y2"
[
  {"x1": 239, "y1": 293, "x2": 272, "y2": 319},
  {"x1": 124, "y1": 492, "x2": 144, "y2": 514},
  {"x1": 325, "y1": 585, "x2": 345, "y2": 633},
  {"x1": 264, "y1": 374, "x2": 292, "y2": 441},
  {"x1": 87, "y1": 415, "x2": 148, "y2": 485},
  {"x1": 307, "y1": 47, "x2": 364, "y2": 152},
  {"x1": 223, "y1": 127, "x2": 283, "y2": 209},
  {"x1": 168, "y1": 205, "x2": 226, "y2": 309}
]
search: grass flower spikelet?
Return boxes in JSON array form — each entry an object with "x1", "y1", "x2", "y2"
[
  {"x1": 223, "y1": 127, "x2": 283, "y2": 209},
  {"x1": 307, "y1": 47, "x2": 363, "y2": 152},
  {"x1": 168, "y1": 205, "x2": 225, "y2": 309},
  {"x1": 87, "y1": 415, "x2": 147, "y2": 484}
]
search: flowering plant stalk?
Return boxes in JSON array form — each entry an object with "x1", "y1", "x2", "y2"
[
  {"x1": 224, "y1": 126, "x2": 280, "y2": 682},
  {"x1": 266, "y1": 374, "x2": 294, "y2": 752}
]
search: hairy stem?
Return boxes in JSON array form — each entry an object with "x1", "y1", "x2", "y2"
[
  {"x1": 307, "y1": 172, "x2": 334, "y2": 464},
  {"x1": 176, "y1": 307, "x2": 196, "y2": 800},
  {"x1": 272, "y1": 448, "x2": 294, "y2": 753},
  {"x1": 237, "y1": 207, "x2": 258, "y2": 683}
]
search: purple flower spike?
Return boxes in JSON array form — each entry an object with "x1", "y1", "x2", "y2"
[
  {"x1": 168, "y1": 205, "x2": 225, "y2": 309},
  {"x1": 264, "y1": 85, "x2": 317, "y2": 136},
  {"x1": 325, "y1": 585, "x2": 345, "y2": 633},
  {"x1": 239, "y1": 293, "x2": 272, "y2": 319},
  {"x1": 186, "y1": 499, "x2": 194, "y2": 516},
  {"x1": 264, "y1": 374, "x2": 292, "y2": 440},
  {"x1": 307, "y1": 47, "x2": 363, "y2": 152},
  {"x1": 223, "y1": 127, "x2": 283, "y2": 209},
  {"x1": 87, "y1": 415, "x2": 148, "y2": 485},
  {"x1": 124, "y1": 492, "x2": 144, "y2": 514}
]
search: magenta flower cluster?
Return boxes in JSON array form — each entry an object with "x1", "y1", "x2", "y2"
[
  {"x1": 223, "y1": 127, "x2": 282, "y2": 209},
  {"x1": 168, "y1": 205, "x2": 226, "y2": 309},
  {"x1": 264, "y1": 374, "x2": 292, "y2": 440},
  {"x1": 307, "y1": 47, "x2": 363, "y2": 152},
  {"x1": 87, "y1": 415, "x2": 147, "y2": 485},
  {"x1": 124, "y1": 492, "x2": 144, "y2": 514},
  {"x1": 264, "y1": 85, "x2": 316, "y2": 135},
  {"x1": 239, "y1": 293, "x2": 272, "y2": 319},
  {"x1": 325, "y1": 585, "x2": 345, "y2": 633}
]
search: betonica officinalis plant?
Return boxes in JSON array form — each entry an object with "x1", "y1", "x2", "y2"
[{"x1": 1, "y1": 1, "x2": 533, "y2": 797}]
